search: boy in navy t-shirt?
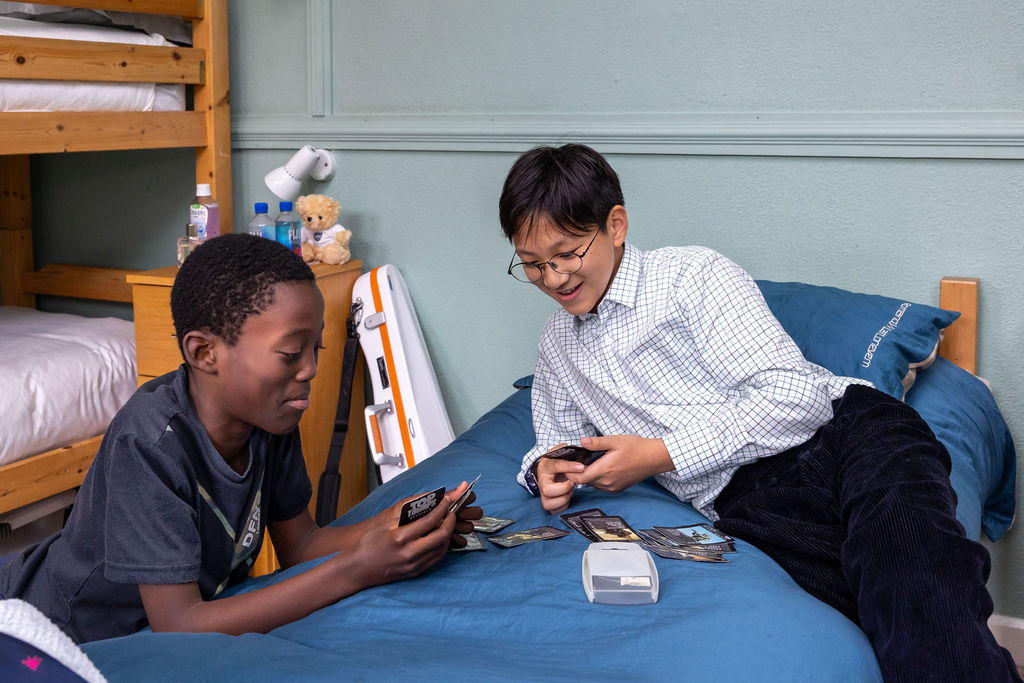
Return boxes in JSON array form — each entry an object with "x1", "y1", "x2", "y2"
[{"x1": 0, "y1": 234, "x2": 479, "y2": 643}]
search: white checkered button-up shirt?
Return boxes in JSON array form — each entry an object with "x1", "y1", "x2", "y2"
[{"x1": 518, "y1": 243, "x2": 865, "y2": 520}]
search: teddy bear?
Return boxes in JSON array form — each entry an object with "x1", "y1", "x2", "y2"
[{"x1": 295, "y1": 193, "x2": 352, "y2": 265}]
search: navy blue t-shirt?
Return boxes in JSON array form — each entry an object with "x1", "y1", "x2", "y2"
[{"x1": 0, "y1": 366, "x2": 312, "y2": 643}]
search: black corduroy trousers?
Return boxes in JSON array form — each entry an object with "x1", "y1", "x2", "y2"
[{"x1": 714, "y1": 384, "x2": 1019, "y2": 682}]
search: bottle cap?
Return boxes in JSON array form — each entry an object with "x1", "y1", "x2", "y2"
[
  {"x1": 196, "y1": 183, "x2": 212, "y2": 197},
  {"x1": 254, "y1": 202, "x2": 268, "y2": 213},
  {"x1": 279, "y1": 201, "x2": 293, "y2": 211},
  {"x1": 185, "y1": 223, "x2": 198, "y2": 238}
]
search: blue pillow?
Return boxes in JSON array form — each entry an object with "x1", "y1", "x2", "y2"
[
  {"x1": 756, "y1": 281, "x2": 960, "y2": 398},
  {"x1": 904, "y1": 357, "x2": 1016, "y2": 541}
]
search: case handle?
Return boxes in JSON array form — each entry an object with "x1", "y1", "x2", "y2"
[{"x1": 364, "y1": 401, "x2": 405, "y2": 467}]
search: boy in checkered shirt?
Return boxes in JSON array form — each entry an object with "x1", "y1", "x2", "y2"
[{"x1": 499, "y1": 143, "x2": 1017, "y2": 682}]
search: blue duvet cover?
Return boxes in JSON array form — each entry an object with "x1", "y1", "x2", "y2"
[{"x1": 83, "y1": 362, "x2": 1014, "y2": 682}]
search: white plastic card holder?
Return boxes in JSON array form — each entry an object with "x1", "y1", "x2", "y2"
[{"x1": 581, "y1": 542, "x2": 659, "y2": 605}]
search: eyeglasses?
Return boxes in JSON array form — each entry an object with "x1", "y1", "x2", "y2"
[{"x1": 507, "y1": 231, "x2": 599, "y2": 283}]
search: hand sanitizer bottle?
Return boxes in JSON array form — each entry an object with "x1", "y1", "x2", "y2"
[{"x1": 189, "y1": 184, "x2": 220, "y2": 240}]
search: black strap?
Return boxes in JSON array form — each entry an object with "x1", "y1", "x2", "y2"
[{"x1": 315, "y1": 301, "x2": 362, "y2": 527}]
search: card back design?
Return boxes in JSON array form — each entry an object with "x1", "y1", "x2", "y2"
[{"x1": 398, "y1": 486, "x2": 445, "y2": 526}]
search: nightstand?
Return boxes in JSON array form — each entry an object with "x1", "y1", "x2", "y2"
[{"x1": 127, "y1": 261, "x2": 369, "y2": 575}]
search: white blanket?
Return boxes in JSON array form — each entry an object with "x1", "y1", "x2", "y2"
[
  {"x1": 0, "y1": 15, "x2": 185, "y2": 112},
  {"x1": 0, "y1": 307, "x2": 135, "y2": 467}
]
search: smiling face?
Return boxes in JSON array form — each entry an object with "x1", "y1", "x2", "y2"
[
  {"x1": 209, "y1": 280, "x2": 325, "y2": 437},
  {"x1": 511, "y1": 206, "x2": 628, "y2": 316}
]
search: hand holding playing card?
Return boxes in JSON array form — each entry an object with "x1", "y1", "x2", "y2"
[
  {"x1": 535, "y1": 447, "x2": 587, "y2": 514},
  {"x1": 448, "y1": 476, "x2": 484, "y2": 549},
  {"x1": 350, "y1": 490, "x2": 457, "y2": 587},
  {"x1": 566, "y1": 435, "x2": 674, "y2": 494}
]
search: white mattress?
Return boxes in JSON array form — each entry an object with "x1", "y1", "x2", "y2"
[
  {"x1": 0, "y1": 307, "x2": 136, "y2": 467},
  {"x1": 0, "y1": 15, "x2": 185, "y2": 112}
]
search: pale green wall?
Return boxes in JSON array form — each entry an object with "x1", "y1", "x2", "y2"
[{"x1": 30, "y1": 0, "x2": 1024, "y2": 617}]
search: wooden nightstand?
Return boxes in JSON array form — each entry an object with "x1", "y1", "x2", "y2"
[{"x1": 127, "y1": 261, "x2": 369, "y2": 575}]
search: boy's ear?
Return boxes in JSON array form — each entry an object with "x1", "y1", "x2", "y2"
[
  {"x1": 607, "y1": 205, "x2": 628, "y2": 247},
  {"x1": 181, "y1": 330, "x2": 219, "y2": 374}
]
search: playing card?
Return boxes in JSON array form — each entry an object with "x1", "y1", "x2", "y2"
[
  {"x1": 559, "y1": 508, "x2": 608, "y2": 541},
  {"x1": 542, "y1": 444, "x2": 606, "y2": 465},
  {"x1": 451, "y1": 531, "x2": 486, "y2": 552},
  {"x1": 653, "y1": 524, "x2": 736, "y2": 553},
  {"x1": 449, "y1": 473, "x2": 482, "y2": 514},
  {"x1": 397, "y1": 486, "x2": 445, "y2": 526},
  {"x1": 636, "y1": 529, "x2": 727, "y2": 561},
  {"x1": 582, "y1": 515, "x2": 643, "y2": 543},
  {"x1": 487, "y1": 526, "x2": 570, "y2": 548},
  {"x1": 473, "y1": 515, "x2": 514, "y2": 534},
  {"x1": 643, "y1": 543, "x2": 729, "y2": 563},
  {"x1": 636, "y1": 528, "x2": 676, "y2": 547}
]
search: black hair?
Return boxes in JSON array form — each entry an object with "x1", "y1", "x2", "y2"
[
  {"x1": 171, "y1": 233, "x2": 315, "y2": 356},
  {"x1": 498, "y1": 143, "x2": 624, "y2": 242}
]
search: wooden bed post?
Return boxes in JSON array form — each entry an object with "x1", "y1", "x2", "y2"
[
  {"x1": 938, "y1": 276, "x2": 979, "y2": 375},
  {"x1": 0, "y1": 155, "x2": 34, "y2": 307},
  {"x1": 192, "y1": 0, "x2": 233, "y2": 232}
]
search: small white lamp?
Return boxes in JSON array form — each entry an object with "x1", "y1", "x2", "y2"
[{"x1": 264, "y1": 145, "x2": 336, "y2": 201}]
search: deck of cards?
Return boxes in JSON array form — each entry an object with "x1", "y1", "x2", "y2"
[{"x1": 560, "y1": 508, "x2": 734, "y2": 563}]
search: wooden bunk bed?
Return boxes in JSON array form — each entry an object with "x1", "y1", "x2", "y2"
[{"x1": 0, "y1": 0, "x2": 232, "y2": 516}]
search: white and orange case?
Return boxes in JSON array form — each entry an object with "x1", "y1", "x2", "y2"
[{"x1": 352, "y1": 265, "x2": 455, "y2": 483}]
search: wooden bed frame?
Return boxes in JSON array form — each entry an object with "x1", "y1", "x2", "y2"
[{"x1": 0, "y1": 0, "x2": 231, "y2": 515}]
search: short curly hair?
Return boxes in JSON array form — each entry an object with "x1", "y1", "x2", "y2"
[{"x1": 171, "y1": 233, "x2": 315, "y2": 357}]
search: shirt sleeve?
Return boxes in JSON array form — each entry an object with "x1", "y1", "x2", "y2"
[
  {"x1": 517, "y1": 347, "x2": 595, "y2": 495},
  {"x1": 103, "y1": 433, "x2": 202, "y2": 585},
  {"x1": 658, "y1": 251, "x2": 837, "y2": 491}
]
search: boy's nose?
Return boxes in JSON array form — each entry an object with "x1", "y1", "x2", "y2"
[
  {"x1": 296, "y1": 351, "x2": 318, "y2": 382},
  {"x1": 540, "y1": 265, "x2": 570, "y2": 289}
]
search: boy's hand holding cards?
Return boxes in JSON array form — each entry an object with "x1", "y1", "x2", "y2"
[
  {"x1": 449, "y1": 474, "x2": 481, "y2": 514},
  {"x1": 398, "y1": 474, "x2": 482, "y2": 528}
]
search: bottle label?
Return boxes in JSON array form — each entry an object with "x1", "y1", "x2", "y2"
[{"x1": 190, "y1": 204, "x2": 208, "y2": 239}]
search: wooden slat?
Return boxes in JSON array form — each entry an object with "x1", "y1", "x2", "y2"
[
  {"x1": 125, "y1": 265, "x2": 177, "y2": 287},
  {"x1": 22, "y1": 264, "x2": 138, "y2": 302},
  {"x1": 0, "y1": 37, "x2": 203, "y2": 84},
  {"x1": 20, "y1": 0, "x2": 202, "y2": 19},
  {"x1": 0, "y1": 155, "x2": 31, "y2": 230},
  {"x1": 0, "y1": 156, "x2": 34, "y2": 306},
  {"x1": 938, "y1": 276, "x2": 979, "y2": 374},
  {"x1": 0, "y1": 111, "x2": 206, "y2": 154},
  {"x1": 0, "y1": 228, "x2": 34, "y2": 307},
  {"x1": 0, "y1": 436, "x2": 100, "y2": 516},
  {"x1": 192, "y1": 0, "x2": 233, "y2": 231}
]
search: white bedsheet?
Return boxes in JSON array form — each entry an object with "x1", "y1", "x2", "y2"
[
  {"x1": 0, "y1": 307, "x2": 136, "y2": 467},
  {"x1": 0, "y1": 16, "x2": 185, "y2": 112}
]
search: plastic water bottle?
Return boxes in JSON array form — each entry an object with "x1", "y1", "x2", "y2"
[
  {"x1": 189, "y1": 183, "x2": 219, "y2": 240},
  {"x1": 247, "y1": 202, "x2": 274, "y2": 239},
  {"x1": 275, "y1": 201, "x2": 301, "y2": 255}
]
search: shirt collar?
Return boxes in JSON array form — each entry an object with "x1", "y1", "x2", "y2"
[
  {"x1": 600, "y1": 242, "x2": 642, "y2": 310},
  {"x1": 574, "y1": 242, "x2": 641, "y2": 324}
]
